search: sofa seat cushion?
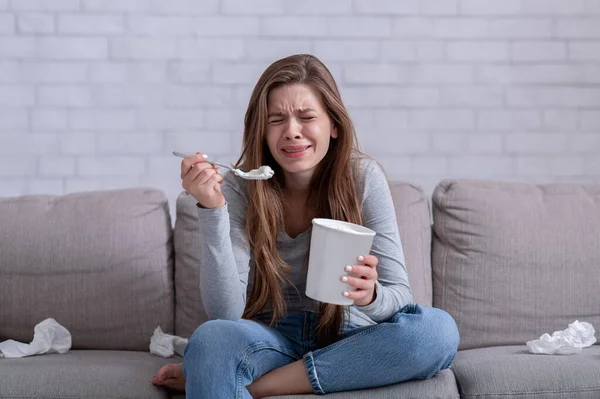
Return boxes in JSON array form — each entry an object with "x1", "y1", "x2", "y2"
[
  {"x1": 0, "y1": 350, "x2": 176, "y2": 399},
  {"x1": 453, "y1": 345, "x2": 600, "y2": 399}
]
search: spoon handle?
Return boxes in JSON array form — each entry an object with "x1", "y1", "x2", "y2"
[{"x1": 172, "y1": 151, "x2": 233, "y2": 171}]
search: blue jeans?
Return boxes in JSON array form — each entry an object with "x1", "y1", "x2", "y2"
[{"x1": 182, "y1": 303, "x2": 459, "y2": 398}]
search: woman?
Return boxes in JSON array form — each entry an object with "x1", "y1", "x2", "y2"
[{"x1": 153, "y1": 54, "x2": 459, "y2": 398}]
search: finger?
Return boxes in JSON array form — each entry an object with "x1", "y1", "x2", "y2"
[
  {"x1": 341, "y1": 275, "x2": 373, "y2": 290},
  {"x1": 180, "y1": 153, "x2": 209, "y2": 178},
  {"x1": 194, "y1": 168, "x2": 219, "y2": 186},
  {"x1": 344, "y1": 265, "x2": 378, "y2": 281},
  {"x1": 357, "y1": 254, "x2": 378, "y2": 268},
  {"x1": 213, "y1": 173, "x2": 224, "y2": 184},
  {"x1": 342, "y1": 289, "x2": 370, "y2": 301}
]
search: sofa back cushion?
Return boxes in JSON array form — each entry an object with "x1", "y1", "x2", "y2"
[
  {"x1": 432, "y1": 179, "x2": 600, "y2": 350},
  {"x1": 0, "y1": 188, "x2": 174, "y2": 351},
  {"x1": 174, "y1": 181, "x2": 433, "y2": 338}
]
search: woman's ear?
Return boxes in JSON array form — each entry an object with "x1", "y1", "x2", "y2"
[{"x1": 331, "y1": 125, "x2": 338, "y2": 139}]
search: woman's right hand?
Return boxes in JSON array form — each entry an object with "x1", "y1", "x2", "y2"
[{"x1": 180, "y1": 152, "x2": 226, "y2": 209}]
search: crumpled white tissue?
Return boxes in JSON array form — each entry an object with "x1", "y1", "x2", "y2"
[
  {"x1": 149, "y1": 326, "x2": 188, "y2": 358},
  {"x1": 0, "y1": 318, "x2": 71, "y2": 359},
  {"x1": 526, "y1": 320, "x2": 596, "y2": 355}
]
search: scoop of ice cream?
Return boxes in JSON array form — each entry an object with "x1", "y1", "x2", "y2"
[{"x1": 233, "y1": 165, "x2": 274, "y2": 180}]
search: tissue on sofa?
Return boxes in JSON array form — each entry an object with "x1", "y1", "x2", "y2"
[
  {"x1": 0, "y1": 318, "x2": 71, "y2": 358},
  {"x1": 526, "y1": 320, "x2": 596, "y2": 355}
]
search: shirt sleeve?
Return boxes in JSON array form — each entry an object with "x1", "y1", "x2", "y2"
[
  {"x1": 353, "y1": 159, "x2": 413, "y2": 322},
  {"x1": 196, "y1": 173, "x2": 250, "y2": 321}
]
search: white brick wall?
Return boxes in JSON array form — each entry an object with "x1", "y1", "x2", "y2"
[{"x1": 1, "y1": 0, "x2": 600, "y2": 218}]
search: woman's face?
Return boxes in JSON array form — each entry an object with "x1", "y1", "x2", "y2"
[{"x1": 265, "y1": 83, "x2": 338, "y2": 182}]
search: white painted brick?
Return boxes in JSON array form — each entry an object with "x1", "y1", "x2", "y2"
[
  {"x1": 147, "y1": 157, "x2": 184, "y2": 177},
  {"x1": 38, "y1": 86, "x2": 93, "y2": 107},
  {"x1": 65, "y1": 177, "x2": 140, "y2": 193},
  {"x1": 381, "y1": 41, "x2": 416, "y2": 62},
  {"x1": 329, "y1": 17, "x2": 392, "y2": 38},
  {"x1": 58, "y1": 14, "x2": 124, "y2": 34},
  {"x1": 165, "y1": 132, "x2": 232, "y2": 156},
  {"x1": 0, "y1": 156, "x2": 36, "y2": 176},
  {"x1": 96, "y1": 133, "x2": 163, "y2": 154},
  {"x1": 0, "y1": 180, "x2": 25, "y2": 196},
  {"x1": 433, "y1": 19, "x2": 489, "y2": 38},
  {"x1": 244, "y1": 40, "x2": 313, "y2": 61},
  {"x1": 477, "y1": 110, "x2": 540, "y2": 130},
  {"x1": 571, "y1": 134, "x2": 600, "y2": 153},
  {"x1": 580, "y1": 111, "x2": 600, "y2": 129},
  {"x1": 260, "y1": 17, "x2": 329, "y2": 37},
  {"x1": 0, "y1": 133, "x2": 58, "y2": 154},
  {"x1": 410, "y1": 109, "x2": 475, "y2": 130},
  {"x1": 60, "y1": 132, "x2": 96, "y2": 154},
  {"x1": 363, "y1": 133, "x2": 430, "y2": 155},
  {"x1": 314, "y1": 41, "x2": 379, "y2": 61},
  {"x1": 409, "y1": 64, "x2": 474, "y2": 83},
  {"x1": 222, "y1": 0, "x2": 283, "y2": 14},
  {"x1": 111, "y1": 38, "x2": 174, "y2": 60},
  {"x1": 27, "y1": 179, "x2": 64, "y2": 195},
  {"x1": 343, "y1": 64, "x2": 403, "y2": 84},
  {"x1": 348, "y1": 109, "x2": 375, "y2": 133},
  {"x1": 205, "y1": 108, "x2": 243, "y2": 130},
  {"x1": 10, "y1": 0, "x2": 79, "y2": 11},
  {"x1": 535, "y1": 88, "x2": 600, "y2": 107},
  {"x1": 0, "y1": 108, "x2": 28, "y2": 130},
  {"x1": 489, "y1": 19, "x2": 554, "y2": 38},
  {"x1": 550, "y1": 157, "x2": 586, "y2": 176},
  {"x1": 0, "y1": 13, "x2": 14, "y2": 33},
  {"x1": 411, "y1": 156, "x2": 450, "y2": 176},
  {"x1": 505, "y1": 133, "x2": 568, "y2": 154},
  {"x1": 505, "y1": 88, "x2": 536, "y2": 107},
  {"x1": 37, "y1": 38, "x2": 108, "y2": 60},
  {"x1": 176, "y1": 38, "x2": 244, "y2": 60},
  {"x1": 392, "y1": 17, "x2": 433, "y2": 38},
  {"x1": 70, "y1": 110, "x2": 137, "y2": 130},
  {"x1": 450, "y1": 156, "x2": 513, "y2": 177},
  {"x1": 77, "y1": 157, "x2": 146, "y2": 177},
  {"x1": 479, "y1": 65, "x2": 577, "y2": 84},
  {"x1": 556, "y1": 19, "x2": 600, "y2": 38},
  {"x1": 569, "y1": 42, "x2": 600, "y2": 60},
  {"x1": 137, "y1": 109, "x2": 204, "y2": 130},
  {"x1": 0, "y1": 0, "x2": 7, "y2": 9},
  {"x1": 31, "y1": 109, "x2": 68, "y2": 131},
  {"x1": 415, "y1": 41, "x2": 445, "y2": 61},
  {"x1": 459, "y1": 0, "x2": 523, "y2": 15},
  {"x1": 432, "y1": 133, "x2": 467, "y2": 153},
  {"x1": 375, "y1": 156, "x2": 412, "y2": 179},
  {"x1": 39, "y1": 156, "x2": 75, "y2": 176},
  {"x1": 342, "y1": 87, "x2": 439, "y2": 107},
  {"x1": 166, "y1": 86, "x2": 234, "y2": 108},
  {"x1": 447, "y1": 42, "x2": 510, "y2": 62},
  {"x1": 577, "y1": 65, "x2": 600, "y2": 84},
  {"x1": 212, "y1": 63, "x2": 266, "y2": 84},
  {"x1": 188, "y1": 17, "x2": 260, "y2": 36},
  {"x1": 373, "y1": 110, "x2": 409, "y2": 130},
  {"x1": 0, "y1": 38, "x2": 36, "y2": 58},
  {"x1": 284, "y1": 0, "x2": 351, "y2": 15},
  {"x1": 168, "y1": 62, "x2": 210, "y2": 83},
  {"x1": 468, "y1": 133, "x2": 503, "y2": 153},
  {"x1": 420, "y1": 0, "x2": 458, "y2": 15},
  {"x1": 91, "y1": 62, "x2": 169, "y2": 84},
  {"x1": 516, "y1": 157, "x2": 551, "y2": 176},
  {"x1": 93, "y1": 85, "x2": 164, "y2": 107},
  {"x1": 542, "y1": 110, "x2": 580, "y2": 130},
  {"x1": 587, "y1": 158, "x2": 600, "y2": 175},
  {"x1": 20, "y1": 62, "x2": 88, "y2": 83},
  {"x1": 440, "y1": 86, "x2": 503, "y2": 108},
  {"x1": 512, "y1": 42, "x2": 567, "y2": 61},
  {"x1": 127, "y1": 16, "x2": 195, "y2": 35},
  {"x1": 17, "y1": 13, "x2": 54, "y2": 33},
  {"x1": 353, "y1": 0, "x2": 420, "y2": 15},
  {"x1": 523, "y1": 0, "x2": 600, "y2": 15},
  {"x1": 152, "y1": 0, "x2": 220, "y2": 15},
  {"x1": 0, "y1": 86, "x2": 34, "y2": 106},
  {"x1": 0, "y1": 61, "x2": 18, "y2": 82},
  {"x1": 83, "y1": 0, "x2": 152, "y2": 12},
  {"x1": 89, "y1": 63, "x2": 128, "y2": 83}
]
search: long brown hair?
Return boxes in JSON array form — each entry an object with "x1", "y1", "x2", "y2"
[{"x1": 236, "y1": 54, "x2": 363, "y2": 347}]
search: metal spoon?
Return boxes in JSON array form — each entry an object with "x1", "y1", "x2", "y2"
[{"x1": 172, "y1": 151, "x2": 274, "y2": 180}]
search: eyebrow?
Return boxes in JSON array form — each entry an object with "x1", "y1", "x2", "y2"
[{"x1": 267, "y1": 108, "x2": 317, "y2": 117}]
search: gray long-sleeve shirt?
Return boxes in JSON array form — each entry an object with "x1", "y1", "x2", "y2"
[{"x1": 196, "y1": 156, "x2": 412, "y2": 327}]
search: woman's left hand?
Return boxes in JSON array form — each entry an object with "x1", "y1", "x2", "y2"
[{"x1": 341, "y1": 254, "x2": 379, "y2": 306}]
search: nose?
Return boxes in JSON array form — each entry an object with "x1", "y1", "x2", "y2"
[{"x1": 283, "y1": 118, "x2": 303, "y2": 140}]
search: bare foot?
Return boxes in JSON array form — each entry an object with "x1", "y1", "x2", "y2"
[{"x1": 152, "y1": 363, "x2": 186, "y2": 392}]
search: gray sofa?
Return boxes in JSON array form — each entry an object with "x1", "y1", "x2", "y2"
[{"x1": 1, "y1": 179, "x2": 599, "y2": 399}]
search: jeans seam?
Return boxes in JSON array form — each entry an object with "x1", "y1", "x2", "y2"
[
  {"x1": 303, "y1": 351, "x2": 325, "y2": 394},
  {"x1": 317, "y1": 323, "x2": 387, "y2": 357},
  {"x1": 236, "y1": 342, "x2": 300, "y2": 399}
]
